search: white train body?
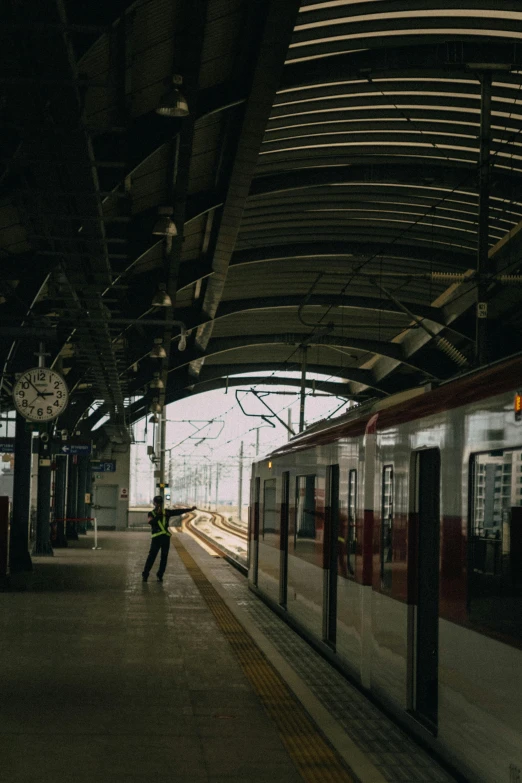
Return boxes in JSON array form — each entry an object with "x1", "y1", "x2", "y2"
[{"x1": 249, "y1": 356, "x2": 522, "y2": 783}]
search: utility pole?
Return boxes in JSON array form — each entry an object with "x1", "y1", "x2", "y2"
[
  {"x1": 255, "y1": 427, "x2": 260, "y2": 457},
  {"x1": 215, "y1": 463, "x2": 220, "y2": 511},
  {"x1": 238, "y1": 441, "x2": 244, "y2": 522},
  {"x1": 299, "y1": 346, "x2": 308, "y2": 432},
  {"x1": 288, "y1": 409, "x2": 292, "y2": 441},
  {"x1": 204, "y1": 465, "x2": 209, "y2": 508},
  {"x1": 205, "y1": 464, "x2": 209, "y2": 509}
]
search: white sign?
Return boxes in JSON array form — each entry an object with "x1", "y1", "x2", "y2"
[{"x1": 119, "y1": 487, "x2": 129, "y2": 501}]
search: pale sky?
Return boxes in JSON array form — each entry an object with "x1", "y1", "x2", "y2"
[{"x1": 130, "y1": 372, "x2": 353, "y2": 508}]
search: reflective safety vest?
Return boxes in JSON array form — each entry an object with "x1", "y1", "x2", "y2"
[{"x1": 150, "y1": 512, "x2": 172, "y2": 538}]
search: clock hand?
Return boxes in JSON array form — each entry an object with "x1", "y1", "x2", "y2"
[{"x1": 26, "y1": 379, "x2": 45, "y2": 399}]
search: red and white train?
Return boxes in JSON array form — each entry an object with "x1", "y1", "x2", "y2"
[{"x1": 249, "y1": 354, "x2": 522, "y2": 783}]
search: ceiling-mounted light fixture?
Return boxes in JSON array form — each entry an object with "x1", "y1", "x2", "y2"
[
  {"x1": 156, "y1": 74, "x2": 189, "y2": 117},
  {"x1": 149, "y1": 400, "x2": 162, "y2": 414},
  {"x1": 178, "y1": 325, "x2": 187, "y2": 351},
  {"x1": 149, "y1": 414, "x2": 159, "y2": 424},
  {"x1": 150, "y1": 372, "x2": 164, "y2": 389},
  {"x1": 152, "y1": 206, "x2": 177, "y2": 237},
  {"x1": 151, "y1": 283, "x2": 172, "y2": 308},
  {"x1": 149, "y1": 338, "x2": 167, "y2": 359}
]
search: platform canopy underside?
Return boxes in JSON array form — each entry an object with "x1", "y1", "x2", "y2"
[{"x1": 2, "y1": 1, "x2": 522, "y2": 444}]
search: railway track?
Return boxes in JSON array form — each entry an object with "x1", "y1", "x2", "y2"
[{"x1": 182, "y1": 510, "x2": 248, "y2": 575}]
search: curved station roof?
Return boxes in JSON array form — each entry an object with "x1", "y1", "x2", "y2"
[{"x1": 1, "y1": 0, "x2": 522, "y2": 445}]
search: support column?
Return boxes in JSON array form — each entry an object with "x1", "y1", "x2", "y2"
[
  {"x1": 0, "y1": 497, "x2": 9, "y2": 582},
  {"x1": 53, "y1": 454, "x2": 68, "y2": 547},
  {"x1": 66, "y1": 454, "x2": 79, "y2": 540},
  {"x1": 32, "y1": 433, "x2": 53, "y2": 556},
  {"x1": 9, "y1": 412, "x2": 33, "y2": 574},
  {"x1": 76, "y1": 456, "x2": 87, "y2": 534},
  {"x1": 85, "y1": 459, "x2": 93, "y2": 529},
  {"x1": 475, "y1": 71, "x2": 492, "y2": 367},
  {"x1": 159, "y1": 411, "x2": 166, "y2": 500}
]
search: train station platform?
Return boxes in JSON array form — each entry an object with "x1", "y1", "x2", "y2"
[{"x1": 0, "y1": 531, "x2": 459, "y2": 783}]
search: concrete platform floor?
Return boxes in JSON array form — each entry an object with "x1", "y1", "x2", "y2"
[{"x1": 0, "y1": 531, "x2": 458, "y2": 783}]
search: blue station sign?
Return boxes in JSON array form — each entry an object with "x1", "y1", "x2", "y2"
[
  {"x1": 0, "y1": 438, "x2": 15, "y2": 453},
  {"x1": 60, "y1": 443, "x2": 92, "y2": 455},
  {"x1": 90, "y1": 460, "x2": 116, "y2": 472}
]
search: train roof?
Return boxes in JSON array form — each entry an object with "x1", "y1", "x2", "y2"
[{"x1": 264, "y1": 352, "x2": 522, "y2": 459}]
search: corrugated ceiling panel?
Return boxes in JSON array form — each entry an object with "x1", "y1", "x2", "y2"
[
  {"x1": 222, "y1": 260, "x2": 447, "y2": 303},
  {"x1": 131, "y1": 39, "x2": 174, "y2": 117},
  {"x1": 130, "y1": 145, "x2": 170, "y2": 214},
  {"x1": 181, "y1": 215, "x2": 206, "y2": 260},
  {"x1": 210, "y1": 308, "x2": 407, "y2": 338},
  {"x1": 173, "y1": 285, "x2": 195, "y2": 309},
  {"x1": 199, "y1": 1, "x2": 245, "y2": 88},
  {"x1": 130, "y1": 242, "x2": 163, "y2": 277},
  {"x1": 0, "y1": 202, "x2": 31, "y2": 255}
]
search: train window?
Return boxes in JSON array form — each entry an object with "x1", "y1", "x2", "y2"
[
  {"x1": 381, "y1": 465, "x2": 393, "y2": 591},
  {"x1": 263, "y1": 479, "x2": 278, "y2": 537},
  {"x1": 295, "y1": 475, "x2": 316, "y2": 546},
  {"x1": 347, "y1": 469, "x2": 357, "y2": 577},
  {"x1": 469, "y1": 450, "x2": 522, "y2": 640}
]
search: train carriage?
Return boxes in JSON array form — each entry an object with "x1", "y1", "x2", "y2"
[{"x1": 249, "y1": 354, "x2": 522, "y2": 783}]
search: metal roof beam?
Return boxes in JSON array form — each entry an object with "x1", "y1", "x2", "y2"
[
  {"x1": 173, "y1": 333, "x2": 432, "y2": 376},
  {"x1": 125, "y1": 374, "x2": 362, "y2": 426},
  {"x1": 197, "y1": 362, "x2": 386, "y2": 394},
  {"x1": 192, "y1": 0, "x2": 302, "y2": 363}
]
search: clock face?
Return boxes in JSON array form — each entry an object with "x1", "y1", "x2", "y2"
[{"x1": 13, "y1": 367, "x2": 69, "y2": 422}]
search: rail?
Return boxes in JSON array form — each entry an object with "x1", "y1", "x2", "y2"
[{"x1": 183, "y1": 510, "x2": 248, "y2": 576}]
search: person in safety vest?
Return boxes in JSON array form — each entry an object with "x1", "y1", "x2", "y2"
[{"x1": 142, "y1": 496, "x2": 196, "y2": 582}]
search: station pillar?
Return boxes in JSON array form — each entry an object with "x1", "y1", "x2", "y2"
[
  {"x1": 32, "y1": 433, "x2": 53, "y2": 556},
  {"x1": 53, "y1": 454, "x2": 68, "y2": 548},
  {"x1": 9, "y1": 413, "x2": 33, "y2": 574},
  {"x1": 85, "y1": 460, "x2": 93, "y2": 529},
  {"x1": 76, "y1": 456, "x2": 88, "y2": 535},
  {"x1": 0, "y1": 496, "x2": 8, "y2": 582},
  {"x1": 66, "y1": 454, "x2": 79, "y2": 540}
]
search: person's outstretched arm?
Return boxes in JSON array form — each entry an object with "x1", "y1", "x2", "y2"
[{"x1": 166, "y1": 506, "x2": 196, "y2": 519}]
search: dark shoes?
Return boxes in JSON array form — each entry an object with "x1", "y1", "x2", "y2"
[
  {"x1": 142, "y1": 573, "x2": 148, "y2": 582},
  {"x1": 157, "y1": 575, "x2": 163, "y2": 582}
]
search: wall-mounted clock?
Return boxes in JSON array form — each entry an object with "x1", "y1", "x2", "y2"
[{"x1": 13, "y1": 367, "x2": 69, "y2": 422}]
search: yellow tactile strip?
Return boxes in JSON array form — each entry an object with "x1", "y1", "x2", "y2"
[{"x1": 172, "y1": 535, "x2": 358, "y2": 783}]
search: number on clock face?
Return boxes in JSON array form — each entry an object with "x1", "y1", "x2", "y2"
[{"x1": 13, "y1": 368, "x2": 69, "y2": 422}]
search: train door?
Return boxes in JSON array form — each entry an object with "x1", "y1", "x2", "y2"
[
  {"x1": 251, "y1": 476, "x2": 260, "y2": 586},
  {"x1": 412, "y1": 448, "x2": 440, "y2": 730},
  {"x1": 323, "y1": 464, "x2": 340, "y2": 647},
  {"x1": 279, "y1": 471, "x2": 290, "y2": 607}
]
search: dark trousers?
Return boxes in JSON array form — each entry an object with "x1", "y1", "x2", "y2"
[{"x1": 143, "y1": 535, "x2": 171, "y2": 578}]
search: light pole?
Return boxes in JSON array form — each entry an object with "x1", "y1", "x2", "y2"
[{"x1": 238, "y1": 441, "x2": 244, "y2": 522}]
